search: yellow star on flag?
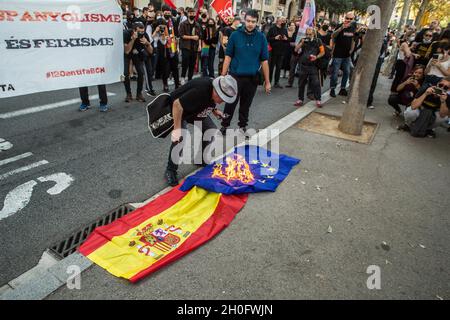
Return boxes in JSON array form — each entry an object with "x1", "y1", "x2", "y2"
[
  {"x1": 251, "y1": 160, "x2": 259, "y2": 164},
  {"x1": 268, "y1": 167, "x2": 277, "y2": 173},
  {"x1": 261, "y1": 163, "x2": 269, "y2": 168}
]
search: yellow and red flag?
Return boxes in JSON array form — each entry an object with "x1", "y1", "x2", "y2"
[{"x1": 79, "y1": 186, "x2": 247, "y2": 282}]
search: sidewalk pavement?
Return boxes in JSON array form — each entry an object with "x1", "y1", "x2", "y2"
[{"x1": 47, "y1": 76, "x2": 450, "y2": 300}]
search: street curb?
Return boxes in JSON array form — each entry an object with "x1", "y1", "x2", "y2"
[{"x1": 0, "y1": 89, "x2": 331, "y2": 300}]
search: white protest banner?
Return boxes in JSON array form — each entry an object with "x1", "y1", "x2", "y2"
[{"x1": 0, "y1": 0, "x2": 123, "y2": 98}]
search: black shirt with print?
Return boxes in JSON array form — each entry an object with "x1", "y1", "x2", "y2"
[
  {"x1": 332, "y1": 24, "x2": 357, "y2": 59},
  {"x1": 170, "y1": 77, "x2": 216, "y2": 122}
]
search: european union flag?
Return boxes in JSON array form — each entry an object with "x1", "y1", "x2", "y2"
[{"x1": 180, "y1": 145, "x2": 301, "y2": 195}]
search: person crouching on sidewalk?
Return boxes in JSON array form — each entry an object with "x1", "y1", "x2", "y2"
[{"x1": 165, "y1": 75, "x2": 238, "y2": 186}]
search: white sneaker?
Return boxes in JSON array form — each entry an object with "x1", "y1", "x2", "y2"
[
  {"x1": 180, "y1": 78, "x2": 186, "y2": 85},
  {"x1": 368, "y1": 105, "x2": 375, "y2": 109},
  {"x1": 168, "y1": 79, "x2": 174, "y2": 86}
]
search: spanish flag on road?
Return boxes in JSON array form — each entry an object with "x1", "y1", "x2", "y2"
[{"x1": 79, "y1": 186, "x2": 248, "y2": 282}]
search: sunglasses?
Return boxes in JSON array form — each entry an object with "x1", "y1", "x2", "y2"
[
  {"x1": 345, "y1": 17, "x2": 353, "y2": 20},
  {"x1": 424, "y1": 34, "x2": 433, "y2": 37},
  {"x1": 437, "y1": 83, "x2": 449, "y2": 90}
]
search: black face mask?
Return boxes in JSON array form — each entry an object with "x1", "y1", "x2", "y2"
[
  {"x1": 188, "y1": 16, "x2": 195, "y2": 21},
  {"x1": 164, "y1": 14, "x2": 171, "y2": 20},
  {"x1": 281, "y1": 23, "x2": 286, "y2": 28}
]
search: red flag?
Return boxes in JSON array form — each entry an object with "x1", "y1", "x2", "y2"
[
  {"x1": 164, "y1": 0, "x2": 177, "y2": 10},
  {"x1": 196, "y1": 0, "x2": 205, "y2": 19},
  {"x1": 211, "y1": 0, "x2": 234, "y2": 22}
]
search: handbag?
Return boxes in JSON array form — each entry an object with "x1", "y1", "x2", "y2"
[{"x1": 146, "y1": 93, "x2": 174, "y2": 138}]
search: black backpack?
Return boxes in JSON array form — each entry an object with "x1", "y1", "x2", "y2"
[{"x1": 410, "y1": 108, "x2": 436, "y2": 137}]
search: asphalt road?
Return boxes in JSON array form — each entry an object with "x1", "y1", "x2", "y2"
[{"x1": 0, "y1": 74, "x2": 330, "y2": 286}]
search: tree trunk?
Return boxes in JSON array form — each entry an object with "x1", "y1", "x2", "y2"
[
  {"x1": 414, "y1": 0, "x2": 429, "y2": 28},
  {"x1": 398, "y1": 0, "x2": 411, "y2": 29},
  {"x1": 338, "y1": 0, "x2": 396, "y2": 136}
]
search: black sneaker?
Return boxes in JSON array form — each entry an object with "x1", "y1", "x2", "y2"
[
  {"x1": 338, "y1": 88, "x2": 348, "y2": 96},
  {"x1": 426, "y1": 130, "x2": 436, "y2": 138},
  {"x1": 286, "y1": 83, "x2": 293, "y2": 88},
  {"x1": 165, "y1": 170, "x2": 179, "y2": 187},
  {"x1": 220, "y1": 126, "x2": 227, "y2": 136},
  {"x1": 145, "y1": 89, "x2": 157, "y2": 97},
  {"x1": 330, "y1": 89, "x2": 336, "y2": 97},
  {"x1": 274, "y1": 83, "x2": 283, "y2": 89},
  {"x1": 239, "y1": 127, "x2": 251, "y2": 139},
  {"x1": 397, "y1": 124, "x2": 410, "y2": 132},
  {"x1": 125, "y1": 94, "x2": 132, "y2": 103}
]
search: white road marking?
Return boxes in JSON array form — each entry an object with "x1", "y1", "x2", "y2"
[
  {"x1": 0, "y1": 160, "x2": 49, "y2": 181},
  {"x1": 0, "y1": 139, "x2": 13, "y2": 151},
  {"x1": 0, "y1": 92, "x2": 116, "y2": 119},
  {"x1": 0, "y1": 152, "x2": 33, "y2": 167},
  {"x1": 0, "y1": 180, "x2": 38, "y2": 221},
  {"x1": 37, "y1": 172, "x2": 74, "y2": 195}
]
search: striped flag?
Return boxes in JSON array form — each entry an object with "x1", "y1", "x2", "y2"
[
  {"x1": 295, "y1": 0, "x2": 316, "y2": 43},
  {"x1": 79, "y1": 187, "x2": 248, "y2": 282}
]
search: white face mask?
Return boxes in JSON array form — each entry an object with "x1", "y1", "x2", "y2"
[
  {"x1": 409, "y1": 36, "x2": 415, "y2": 42},
  {"x1": 423, "y1": 39, "x2": 431, "y2": 44}
]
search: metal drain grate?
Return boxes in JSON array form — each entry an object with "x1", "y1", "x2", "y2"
[{"x1": 49, "y1": 203, "x2": 135, "y2": 259}]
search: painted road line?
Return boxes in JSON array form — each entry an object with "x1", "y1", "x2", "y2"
[
  {"x1": 0, "y1": 152, "x2": 33, "y2": 167},
  {"x1": 0, "y1": 92, "x2": 116, "y2": 119},
  {"x1": 0, "y1": 160, "x2": 49, "y2": 181}
]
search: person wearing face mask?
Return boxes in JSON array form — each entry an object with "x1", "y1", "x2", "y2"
[
  {"x1": 179, "y1": 8, "x2": 202, "y2": 84},
  {"x1": 153, "y1": 7, "x2": 181, "y2": 92},
  {"x1": 413, "y1": 31, "x2": 434, "y2": 67},
  {"x1": 414, "y1": 20, "x2": 439, "y2": 43},
  {"x1": 390, "y1": 30, "x2": 420, "y2": 92},
  {"x1": 218, "y1": 16, "x2": 238, "y2": 75},
  {"x1": 201, "y1": 18, "x2": 219, "y2": 77},
  {"x1": 146, "y1": 10, "x2": 158, "y2": 80},
  {"x1": 294, "y1": 27, "x2": 325, "y2": 108},
  {"x1": 282, "y1": 22, "x2": 297, "y2": 81},
  {"x1": 123, "y1": 22, "x2": 154, "y2": 103},
  {"x1": 423, "y1": 43, "x2": 450, "y2": 87},
  {"x1": 267, "y1": 16, "x2": 288, "y2": 89}
]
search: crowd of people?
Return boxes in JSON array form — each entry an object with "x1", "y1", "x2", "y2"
[
  {"x1": 383, "y1": 21, "x2": 450, "y2": 137},
  {"x1": 79, "y1": 2, "x2": 449, "y2": 160}
]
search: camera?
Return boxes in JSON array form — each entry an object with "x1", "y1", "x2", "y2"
[
  {"x1": 432, "y1": 54, "x2": 439, "y2": 60},
  {"x1": 433, "y1": 87, "x2": 443, "y2": 95}
]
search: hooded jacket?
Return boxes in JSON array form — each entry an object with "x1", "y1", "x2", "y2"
[{"x1": 225, "y1": 27, "x2": 269, "y2": 76}]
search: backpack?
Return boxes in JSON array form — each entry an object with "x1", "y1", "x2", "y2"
[{"x1": 410, "y1": 108, "x2": 436, "y2": 137}]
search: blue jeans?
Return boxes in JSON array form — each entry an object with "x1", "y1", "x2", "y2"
[{"x1": 330, "y1": 57, "x2": 351, "y2": 90}]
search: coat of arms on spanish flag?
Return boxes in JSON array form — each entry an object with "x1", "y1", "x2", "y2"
[{"x1": 79, "y1": 186, "x2": 248, "y2": 282}]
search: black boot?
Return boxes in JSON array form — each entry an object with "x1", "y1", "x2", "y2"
[{"x1": 165, "y1": 170, "x2": 179, "y2": 187}]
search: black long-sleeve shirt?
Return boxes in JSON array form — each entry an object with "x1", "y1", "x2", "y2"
[{"x1": 267, "y1": 25, "x2": 288, "y2": 54}]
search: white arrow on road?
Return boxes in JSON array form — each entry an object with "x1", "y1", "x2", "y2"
[
  {"x1": 0, "y1": 138, "x2": 13, "y2": 151},
  {"x1": 0, "y1": 180, "x2": 38, "y2": 221},
  {"x1": 0, "y1": 172, "x2": 74, "y2": 221},
  {"x1": 37, "y1": 173, "x2": 74, "y2": 195}
]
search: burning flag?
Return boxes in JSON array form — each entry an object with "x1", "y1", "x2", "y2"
[{"x1": 180, "y1": 145, "x2": 300, "y2": 195}]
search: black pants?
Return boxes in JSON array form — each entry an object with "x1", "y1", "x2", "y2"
[
  {"x1": 288, "y1": 54, "x2": 300, "y2": 85},
  {"x1": 79, "y1": 85, "x2": 107, "y2": 106},
  {"x1": 221, "y1": 75, "x2": 258, "y2": 128},
  {"x1": 269, "y1": 52, "x2": 284, "y2": 85},
  {"x1": 161, "y1": 54, "x2": 180, "y2": 88},
  {"x1": 387, "y1": 94, "x2": 403, "y2": 114},
  {"x1": 143, "y1": 56, "x2": 154, "y2": 91},
  {"x1": 181, "y1": 48, "x2": 197, "y2": 80},
  {"x1": 391, "y1": 59, "x2": 406, "y2": 92},
  {"x1": 167, "y1": 116, "x2": 217, "y2": 172},
  {"x1": 124, "y1": 55, "x2": 144, "y2": 96},
  {"x1": 367, "y1": 57, "x2": 384, "y2": 106},
  {"x1": 298, "y1": 65, "x2": 321, "y2": 101}
]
